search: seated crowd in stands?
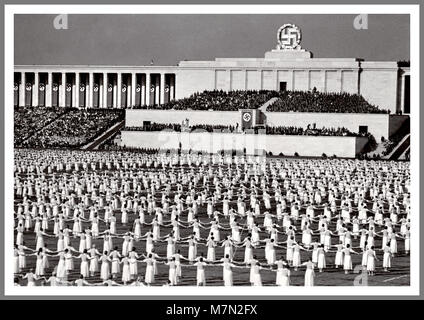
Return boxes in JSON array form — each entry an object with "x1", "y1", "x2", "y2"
[
  {"x1": 130, "y1": 89, "x2": 386, "y2": 114},
  {"x1": 265, "y1": 124, "x2": 367, "y2": 137},
  {"x1": 124, "y1": 123, "x2": 182, "y2": 132},
  {"x1": 267, "y1": 89, "x2": 388, "y2": 113},
  {"x1": 100, "y1": 145, "x2": 160, "y2": 153},
  {"x1": 124, "y1": 123, "x2": 238, "y2": 133},
  {"x1": 132, "y1": 90, "x2": 278, "y2": 111},
  {"x1": 123, "y1": 122, "x2": 365, "y2": 137},
  {"x1": 17, "y1": 108, "x2": 124, "y2": 149},
  {"x1": 14, "y1": 106, "x2": 68, "y2": 145}
]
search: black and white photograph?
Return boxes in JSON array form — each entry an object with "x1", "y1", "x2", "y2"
[{"x1": 4, "y1": 4, "x2": 419, "y2": 296}]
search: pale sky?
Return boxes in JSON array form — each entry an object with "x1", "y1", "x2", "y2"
[{"x1": 14, "y1": 14, "x2": 410, "y2": 66}]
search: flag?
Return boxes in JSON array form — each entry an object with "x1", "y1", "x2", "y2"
[
  {"x1": 149, "y1": 84, "x2": 155, "y2": 105},
  {"x1": 92, "y1": 83, "x2": 99, "y2": 108},
  {"x1": 164, "y1": 84, "x2": 170, "y2": 103},
  {"x1": 65, "y1": 83, "x2": 72, "y2": 107},
  {"x1": 79, "y1": 83, "x2": 86, "y2": 108},
  {"x1": 135, "y1": 84, "x2": 141, "y2": 107},
  {"x1": 25, "y1": 82, "x2": 32, "y2": 106},
  {"x1": 14, "y1": 82, "x2": 19, "y2": 106},
  {"x1": 52, "y1": 83, "x2": 59, "y2": 107},
  {"x1": 241, "y1": 110, "x2": 253, "y2": 130},
  {"x1": 107, "y1": 83, "x2": 113, "y2": 108},
  {"x1": 121, "y1": 84, "x2": 127, "y2": 108},
  {"x1": 38, "y1": 83, "x2": 46, "y2": 107}
]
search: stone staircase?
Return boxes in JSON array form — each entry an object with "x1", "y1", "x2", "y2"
[
  {"x1": 82, "y1": 120, "x2": 125, "y2": 151},
  {"x1": 385, "y1": 134, "x2": 410, "y2": 160},
  {"x1": 259, "y1": 97, "x2": 279, "y2": 112}
]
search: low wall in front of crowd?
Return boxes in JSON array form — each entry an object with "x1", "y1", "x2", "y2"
[
  {"x1": 125, "y1": 109, "x2": 240, "y2": 127},
  {"x1": 125, "y1": 109, "x2": 406, "y2": 140},
  {"x1": 264, "y1": 112, "x2": 391, "y2": 141},
  {"x1": 120, "y1": 130, "x2": 369, "y2": 158}
]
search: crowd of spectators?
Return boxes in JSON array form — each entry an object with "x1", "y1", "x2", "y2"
[
  {"x1": 265, "y1": 124, "x2": 367, "y2": 137},
  {"x1": 190, "y1": 124, "x2": 238, "y2": 133},
  {"x1": 132, "y1": 90, "x2": 278, "y2": 111},
  {"x1": 14, "y1": 106, "x2": 68, "y2": 145},
  {"x1": 129, "y1": 89, "x2": 386, "y2": 114},
  {"x1": 123, "y1": 122, "x2": 364, "y2": 137},
  {"x1": 100, "y1": 145, "x2": 160, "y2": 154},
  {"x1": 19, "y1": 108, "x2": 124, "y2": 149},
  {"x1": 267, "y1": 89, "x2": 388, "y2": 113},
  {"x1": 123, "y1": 123, "x2": 238, "y2": 133},
  {"x1": 124, "y1": 123, "x2": 182, "y2": 132}
]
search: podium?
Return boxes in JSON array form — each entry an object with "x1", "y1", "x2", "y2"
[
  {"x1": 240, "y1": 109, "x2": 261, "y2": 130},
  {"x1": 181, "y1": 118, "x2": 190, "y2": 132}
]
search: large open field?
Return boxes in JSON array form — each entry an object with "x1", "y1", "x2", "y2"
[{"x1": 13, "y1": 150, "x2": 410, "y2": 287}]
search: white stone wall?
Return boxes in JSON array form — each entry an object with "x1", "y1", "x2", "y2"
[
  {"x1": 175, "y1": 69, "x2": 215, "y2": 99},
  {"x1": 125, "y1": 109, "x2": 392, "y2": 140},
  {"x1": 121, "y1": 130, "x2": 368, "y2": 158},
  {"x1": 359, "y1": 62, "x2": 399, "y2": 113},
  {"x1": 246, "y1": 70, "x2": 261, "y2": 90},
  {"x1": 265, "y1": 112, "x2": 390, "y2": 140}
]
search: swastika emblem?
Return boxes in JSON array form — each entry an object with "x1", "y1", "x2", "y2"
[
  {"x1": 243, "y1": 112, "x2": 252, "y2": 122},
  {"x1": 277, "y1": 24, "x2": 302, "y2": 50}
]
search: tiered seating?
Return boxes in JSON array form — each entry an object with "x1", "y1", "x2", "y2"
[
  {"x1": 19, "y1": 109, "x2": 124, "y2": 149},
  {"x1": 14, "y1": 107, "x2": 68, "y2": 145},
  {"x1": 133, "y1": 90, "x2": 279, "y2": 111},
  {"x1": 267, "y1": 90, "x2": 388, "y2": 113}
]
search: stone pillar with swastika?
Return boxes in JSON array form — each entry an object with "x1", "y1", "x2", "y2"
[{"x1": 265, "y1": 23, "x2": 312, "y2": 60}]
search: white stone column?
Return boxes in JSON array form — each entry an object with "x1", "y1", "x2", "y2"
[
  {"x1": 88, "y1": 72, "x2": 94, "y2": 108},
  {"x1": 400, "y1": 74, "x2": 406, "y2": 113},
  {"x1": 59, "y1": 73, "x2": 66, "y2": 107},
  {"x1": 103, "y1": 73, "x2": 108, "y2": 108},
  {"x1": 155, "y1": 75, "x2": 160, "y2": 105},
  {"x1": 117, "y1": 73, "x2": 122, "y2": 108},
  {"x1": 71, "y1": 76, "x2": 76, "y2": 108},
  {"x1": 160, "y1": 73, "x2": 165, "y2": 105},
  {"x1": 19, "y1": 72, "x2": 26, "y2": 107},
  {"x1": 75, "y1": 73, "x2": 80, "y2": 108},
  {"x1": 99, "y1": 75, "x2": 103, "y2": 108},
  {"x1": 126, "y1": 76, "x2": 131, "y2": 108},
  {"x1": 32, "y1": 73, "x2": 39, "y2": 106},
  {"x1": 141, "y1": 74, "x2": 146, "y2": 105},
  {"x1": 85, "y1": 76, "x2": 89, "y2": 108},
  {"x1": 46, "y1": 72, "x2": 52, "y2": 107},
  {"x1": 131, "y1": 73, "x2": 136, "y2": 107},
  {"x1": 113, "y1": 76, "x2": 117, "y2": 108},
  {"x1": 170, "y1": 75, "x2": 175, "y2": 101},
  {"x1": 145, "y1": 73, "x2": 150, "y2": 106}
]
